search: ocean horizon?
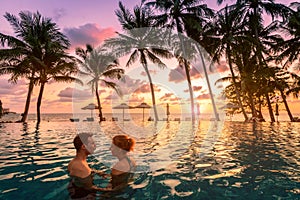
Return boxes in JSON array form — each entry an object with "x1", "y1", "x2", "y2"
[{"x1": 1, "y1": 112, "x2": 299, "y2": 123}]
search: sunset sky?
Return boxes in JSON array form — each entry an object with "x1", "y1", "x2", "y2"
[{"x1": 0, "y1": 0, "x2": 298, "y2": 115}]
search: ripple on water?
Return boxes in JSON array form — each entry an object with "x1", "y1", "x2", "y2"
[{"x1": 0, "y1": 121, "x2": 299, "y2": 200}]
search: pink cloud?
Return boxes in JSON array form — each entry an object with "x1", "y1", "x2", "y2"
[
  {"x1": 0, "y1": 78, "x2": 27, "y2": 95},
  {"x1": 58, "y1": 87, "x2": 93, "y2": 102},
  {"x1": 215, "y1": 60, "x2": 229, "y2": 73},
  {"x1": 104, "y1": 94, "x2": 120, "y2": 100},
  {"x1": 115, "y1": 75, "x2": 148, "y2": 95},
  {"x1": 169, "y1": 66, "x2": 186, "y2": 83},
  {"x1": 129, "y1": 94, "x2": 145, "y2": 104},
  {"x1": 131, "y1": 84, "x2": 161, "y2": 95},
  {"x1": 64, "y1": 23, "x2": 116, "y2": 49},
  {"x1": 133, "y1": 84, "x2": 151, "y2": 93},
  {"x1": 169, "y1": 65, "x2": 206, "y2": 83},
  {"x1": 190, "y1": 66, "x2": 203, "y2": 79}
]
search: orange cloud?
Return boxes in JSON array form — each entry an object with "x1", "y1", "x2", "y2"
[
  {"x1": 193, "y1": 85, "x2": 203, "y2": 91},
  {"x1": 140, "y1": 70, "x2": 158, "y2": 77},
  {"x1": 215, "y1": 60, "x2": 229, "y2": 73},
  {"x1": 196, "y1": 93, "x2": 211, "y2": 100},
  {"x1": 159, "y1": 93, "x2": 180, "y2": 102}
]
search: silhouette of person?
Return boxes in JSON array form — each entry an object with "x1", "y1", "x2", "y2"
[
  {"x1": 100, "y1": 135, "x2": 136, "y2": 192},
  {"x1": 67, "y1": 133, "x2": 107, "y2": 199}
]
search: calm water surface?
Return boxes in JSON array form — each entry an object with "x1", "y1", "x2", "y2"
[{"x1": 0, "y1": 115, "x2": 299, "y2": 199}]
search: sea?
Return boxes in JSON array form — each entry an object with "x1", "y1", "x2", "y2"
[{"x1": 0, "y1": 113, "x2": 299, "y2": 199}]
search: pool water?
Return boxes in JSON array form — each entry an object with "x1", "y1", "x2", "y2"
[{"x1": 0, "y1": 120, "x2": 299, "y2": 199}]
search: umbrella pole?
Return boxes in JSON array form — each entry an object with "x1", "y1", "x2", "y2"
[
  {"x1": 123, "y1": 108, "x2": 125, "y2": 121},
  {"x1": 143, "y1": 108, "x2": 145, "y2": 121}
]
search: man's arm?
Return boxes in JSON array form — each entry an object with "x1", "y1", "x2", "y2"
[{"x1": 91, "y1": 169, "x2": 110, "y2": 178}]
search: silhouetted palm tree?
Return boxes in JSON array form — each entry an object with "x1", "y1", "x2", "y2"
[
  {"x1": 108, "y1": 2, "x2": 173, "y2": 121},
  {"x1": 144, "y1": 0, "x2": 217, "y2": 121},
  {"x1": 0, "y1": 11, "x2": 75, "y2": 123},
  {"x1": 204, "y1": 5, "x2": 249, "y2": 121},
  {"x1": 278, "y1": 2, "x2": 300, "y2": 67},
  {"x1": 76, "y1": 44, "x2": 124, "y2": 122}
]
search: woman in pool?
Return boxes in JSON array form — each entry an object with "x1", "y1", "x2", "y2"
[
  {"x1": 67, "y1": 133, "x2": 107, "y2": 199},
  {"x1": 101, "y1": 134, "x2": 136, "y2": 191}
]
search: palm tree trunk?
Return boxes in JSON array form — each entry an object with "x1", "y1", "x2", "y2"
[
  {"x1": 227, "y1": 52, "x2": 248, "y2": 121},
  {"x1": 177, "y1": 27, "x2": 196, "y2": 121},
  {"x1": 95, "y1": 83, "x2": 104, "y2": 122},
  {"x1": 248, "y1": 89, "x2": 257, "y2": 119},
  {"x1": 37, "y1": 82, "x2": 45, "y2": 124},
  {"x1": 184, "y1": 59, "x2": 195, "y2": 122},
  {"x1": 257, "y1": 104, "x2": 265, "y2": 122},
  {"x1": 279, "y1": 89, "x2": 294, "y2": 121},
  {"x1": 265, "y1": 92, "x2": 275, "y2": 122},
  {"x1": 143, "y1": 64, "x2": 159, "y2": 121},
  {"x1": 198, "y1": 49, "x2": 220, "y2": 121},
  {"x1": 21, "y1": 78, "x2": 34, "y2": 122}
]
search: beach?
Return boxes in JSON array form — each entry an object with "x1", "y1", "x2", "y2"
[{"x1": 0, "y1": 113, "x2": 299, "y2": 199}]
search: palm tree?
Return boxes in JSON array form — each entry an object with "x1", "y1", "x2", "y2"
[
  {"x1": 116, "y1": 1, "x2": 156, "y2": 29},
  {"x1": 216, "y1": 0, "x2": 291, "y2": 120},
  {"x1": 36, "y1": 50, "x2": 79, "y2": 124},
  {"x1": 107, "y1": 2, "x2": 173, "y2": 121},
  {"x1": 0, "y1": 11, "x2": 79, "y2": 123},
  {"x1": 265, "y1": 66, "x2": 296, "y2": 122},
  {"x1": 0, "y1": 12, "x2": 38, "y2": 122},
  {"x1": 0, "y1": 11, "x2": 66, "y2": 122},
  {"x1": 287, "y1": 70, "x2": 300, "y2": 110},
  {"x1": 0, "y1": 58, "x2": 37, "y2": 122},
  {"x1": 144, "y1": 0, "x2": 218, "y2": 121},
  {"x1": 278, "y1": 2, "x2": 300, "y2": 67},
  {"x1": 76, "y1": 44, "x2": 124, "y2": 122},
  {"x1": 104, "y1": 28, "x2": 172, "y2": 121},
  {"x1": 203, "y1": 5, "x2": 249, "y2": 121}
]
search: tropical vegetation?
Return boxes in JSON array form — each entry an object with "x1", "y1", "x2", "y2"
[
  {"x1": 0, "y1": 11, "x2": 78, "y2": 123},
  {"x1": 75, "y1": 44, "x2": 124, "y2": 122}
]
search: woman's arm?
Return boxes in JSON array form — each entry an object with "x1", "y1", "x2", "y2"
[{"x1": 91, "y1": 169, "x2": 110, "y2": 178}]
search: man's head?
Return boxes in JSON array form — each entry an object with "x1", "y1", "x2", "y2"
[{"x1": 73, "y1": 133, "x2": 96, "y2": 154}]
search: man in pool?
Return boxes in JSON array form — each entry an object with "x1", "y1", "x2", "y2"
[{"x1": 67, "y1": 133, "x2": 107, "y2": 199}]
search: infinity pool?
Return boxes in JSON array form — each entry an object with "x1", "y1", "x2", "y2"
[{"x1": 0, "y1": 120, "x2": 299, "y2": 199}]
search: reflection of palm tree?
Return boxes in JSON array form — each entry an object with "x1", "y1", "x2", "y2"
[
  {"x1": 76, "y1": 45, "x2": 124, "y2": 122},
  {"x1": 106, "y1": 4, "x2": 172, "y2": 121},
  {"x1": 0, "y1": 11, "x2": 77, "y2": 123}
]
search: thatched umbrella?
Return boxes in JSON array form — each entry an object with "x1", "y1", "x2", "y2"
[
  {"x1": 135, "y1": 102, "x2": 151, "y2": 121},
  {"x1": 112, "y1": 103, "x2": 134, "y2": 121},
  {"x1": 81, "y1": 103, "x2": 98, "y2": 119}
]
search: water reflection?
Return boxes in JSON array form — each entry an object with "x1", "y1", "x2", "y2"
[{"x1": 0, "y1": 121, "x2": 299, "y2": 199}]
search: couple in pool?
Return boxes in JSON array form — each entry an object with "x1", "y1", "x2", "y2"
[{"x1": 67, "y1": 133, "x2": 136, "y2": 199}]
